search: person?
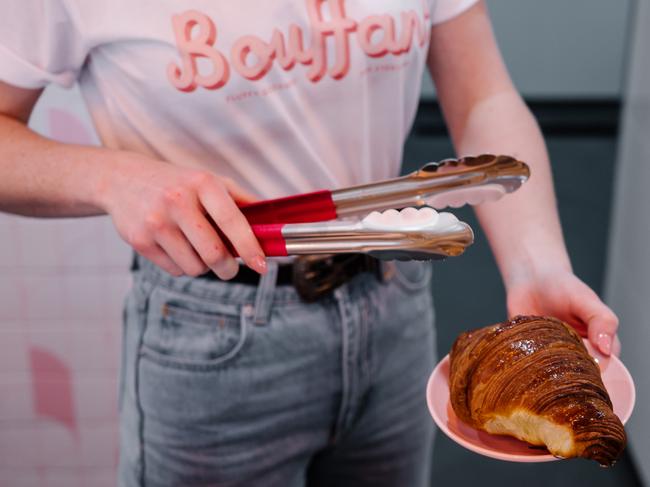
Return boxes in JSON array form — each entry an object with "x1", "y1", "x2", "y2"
[{"x1": 0, "y1": 1, "x2": 620, "y2": 485}]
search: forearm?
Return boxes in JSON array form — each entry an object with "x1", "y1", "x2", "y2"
[
  {"x1": 0, "y1": 109, "x2": 267, "y2": 278},
  {"x1": 0, "y1": 113, "x2": 112, "y2": 217},
  {"x1": 427, "y1": 2, "x2": 618, "y2": 352},
  {"x1": 453, "y1": 90, "x2": 572, "y2": 288}
]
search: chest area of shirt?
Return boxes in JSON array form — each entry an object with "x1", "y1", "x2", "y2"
[{"x1": 86, "y1": 0, "x2": 432, "y2": 94}]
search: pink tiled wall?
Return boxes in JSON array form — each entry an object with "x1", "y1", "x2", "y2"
[{"x1": 0, "y1": 85, "x2": 131, "y2": 487}]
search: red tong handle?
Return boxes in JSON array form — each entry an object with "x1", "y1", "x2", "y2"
[
  {"x1": 219, "y1": 223, "x2": 289, "y2": 257},
  {"x1": 239, "y1": 190, "x2": 337, "y2": 224},
  {"x1": 251, "y1": 224, "x2": 288, "y2": 257},
  {"x1": 224, "y1": 190, "x2": 336, "y2": 258}
]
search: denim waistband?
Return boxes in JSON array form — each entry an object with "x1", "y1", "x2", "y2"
[{"x1": 134, "y1": 255, "x2": 386, "y2": 325}]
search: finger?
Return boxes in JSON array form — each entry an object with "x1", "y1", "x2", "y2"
[
  {"x1": 566, "y1": 316, "x2": 589, "y2": 337},
  {"x1": 155, "y1": 226, "x2": 209, "y2": 277},
  {"x1": 588, "y1": 315, "x2": 618, "y2": 356},
  {"x1": 570, "y1": 288, "x2": 618, "y2": 356},
  {"x1": 175, "y1": 211, "x2": 241, "y2": 280},
  {"x1": 128, "y1": 232, "x2": 184, "y2": 276},
  {"x1": 199, "y1": 185, "x2": 267, "y2": 275},
  {"x1": 222, "y1": 178, "x2": 259, "y2": 205},
  {"x1": 139, "y1": 243, "x2": 184, "y2": 277}
]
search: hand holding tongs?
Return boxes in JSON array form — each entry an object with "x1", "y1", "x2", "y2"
[{"x1": 232, "y1": 155, "x2": 529, "y2": 261}]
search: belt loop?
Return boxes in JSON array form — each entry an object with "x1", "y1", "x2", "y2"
[{"x1": 252, "y1": 260, "x2": 279, "y2": 325}]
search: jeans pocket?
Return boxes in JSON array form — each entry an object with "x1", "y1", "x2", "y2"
[
  {"x1": 392, "y1": 261, "x2": 433, "y2": 293},
  {"x1": 140, "y1": 286, "x2": 250, "y2": 371}
]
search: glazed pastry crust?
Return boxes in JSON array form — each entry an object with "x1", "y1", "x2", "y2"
[{"x1": 449, "y1": 316, "x2": 626, "y2": 466}]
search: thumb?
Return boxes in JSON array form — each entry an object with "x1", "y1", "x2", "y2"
[
  {"x1": 586, "y1": 313, "x2": 618, "y2": 356},
  {"x1": 571, "y1": 287, "x2": 619, "y2": 356}
]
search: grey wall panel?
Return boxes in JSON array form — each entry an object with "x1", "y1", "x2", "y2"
[
  {"x1": 423, "y1": 0, "x2": 631, "y2": 99},
  {"x1": 605, "y1": 0, "x2": 650, "y2": 482}
]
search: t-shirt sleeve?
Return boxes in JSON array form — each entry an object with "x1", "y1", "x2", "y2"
[
  {"x1": 430, "y1": 0, "x2": 480, "y2": 25},
  {"x1": 0, "y1": 0, "x2": 87, "y2": 89}
]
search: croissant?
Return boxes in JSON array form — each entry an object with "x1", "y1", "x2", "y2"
[{"x1": 449, "y1": 315, "x2": 626, "y2": 466}]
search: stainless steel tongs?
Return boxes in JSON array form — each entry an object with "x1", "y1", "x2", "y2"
[{"x1": 234, "y1": 154, "x2": 529, "y2": 261}]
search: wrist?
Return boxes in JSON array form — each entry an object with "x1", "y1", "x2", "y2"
[
  {"x1": 92, "y1": 149, "x2": 136, "y2": 213},
  {"x1": 499, "y1": 233, "x2": 572, "y2": 291}
]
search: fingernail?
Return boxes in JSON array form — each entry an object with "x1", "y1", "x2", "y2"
[
  {"x1": 597, "y1": 333, "x2": 612, "y2": 355},
  {"x1": 212, "y1": 259, "x2": 239, "y2": 280},
  {"x1": 251, "y1": 256, "x2": 267, "y2": 275}
]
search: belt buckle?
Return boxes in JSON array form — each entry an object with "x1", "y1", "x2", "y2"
[
  {"x1": 293, "y1": 254, "x2": 386, "y2": 302},
  {"x1": 380, "y1": 260, "x2": 396, "y2": 282},
  {"x1": 292, "y1": 255, "x2": 341, "y2": 303}
]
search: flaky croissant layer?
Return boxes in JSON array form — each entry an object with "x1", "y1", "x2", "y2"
[{"x1": 449, "y1": 315, "x2": 626, "y2": 466}]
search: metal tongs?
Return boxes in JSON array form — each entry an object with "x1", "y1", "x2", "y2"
[{"x1": 236, "y1": 155, "x2": 529, "y2": 261}]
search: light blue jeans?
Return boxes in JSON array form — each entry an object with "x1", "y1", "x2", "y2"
[{"x1": 119, "y1": 256, "x2": 436, "y2": 487}]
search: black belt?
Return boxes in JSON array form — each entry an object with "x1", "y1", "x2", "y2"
[{"x1": 200, "y1": 254, "x2": 384, "y2": 302}]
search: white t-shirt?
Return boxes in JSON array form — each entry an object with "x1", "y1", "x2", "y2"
[{"x1": 0, "y1": 0, "x2": 478, "y2": 199}]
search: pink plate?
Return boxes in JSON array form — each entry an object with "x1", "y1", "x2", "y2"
[{"x1": 426, "y1": 339, "x2": 636, "y2": 462}]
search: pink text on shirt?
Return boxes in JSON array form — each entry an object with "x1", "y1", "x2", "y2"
[{"x1": 167, "y1": 0, "x2": 431, "y2": 92}]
